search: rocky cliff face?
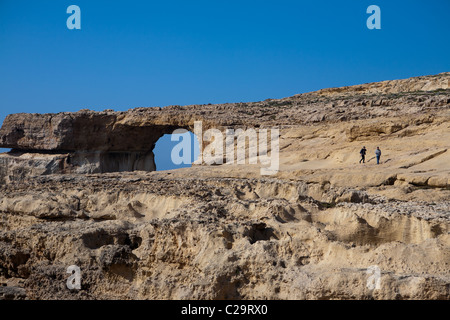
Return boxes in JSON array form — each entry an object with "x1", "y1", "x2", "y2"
[
  {"x1": 1, "y1": 73, "x2": 448, "y2": 180},
  {"x1": 0, "y1": 73, "x2": 449, "y2": 300}
]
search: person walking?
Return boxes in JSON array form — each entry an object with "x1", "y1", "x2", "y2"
[
  {"x1": 375, "y1": 147, "x2": 381, "y2": 164},
  {"x1": 359, "y1": 146, "x2": 367, "y2": 164}
]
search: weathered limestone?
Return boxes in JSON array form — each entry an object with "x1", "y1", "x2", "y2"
[
  {"x1": 0, "y1": 111, "x2": 175, "y2": 179},
  {"x1": 0, "y1": 72, "x2": 449, "y2": 300},
  {"x1": 0, "y1": 173, "x2": 448, "y2": 300},
  {"x1": 0, "y1": 72, "x2": 449, "y2": 179}
]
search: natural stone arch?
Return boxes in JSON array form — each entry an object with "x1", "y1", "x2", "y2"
[
  {"x1": 65, "y1": 122, "x2": 191, "y2": 174},
  {"x1": 0, "y1": 111, "x2": 199, "y2": 176}
]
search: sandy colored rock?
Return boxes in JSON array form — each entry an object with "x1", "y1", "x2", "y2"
[{"x1": 0, "y1": 72, "x2": 449, "y2": 300}]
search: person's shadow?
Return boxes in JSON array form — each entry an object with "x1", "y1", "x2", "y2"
[{"x1": 366, "y1": 156, "x2": 391, "y2": 164}]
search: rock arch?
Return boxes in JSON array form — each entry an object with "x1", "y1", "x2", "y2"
[{"x1": 0, "y1": 110, "x2": 201, "y2": 179}]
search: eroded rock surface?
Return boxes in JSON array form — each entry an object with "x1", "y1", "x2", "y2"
[
  {"x1": 0, "y1": 72, "x2": 448, "y2": 179},
  {"x1": 0, "y1": 72, "x2": 449, "y2": 300}
]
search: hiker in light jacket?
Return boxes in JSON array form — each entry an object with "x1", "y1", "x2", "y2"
[{"x1": 375, "y1": 147, "x2": 381, "y2": 164}]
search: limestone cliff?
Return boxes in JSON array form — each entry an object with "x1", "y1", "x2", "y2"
[
  {"x1": 1, "y1": 72, "x2": 448, "y2": 179},
  {"x1": 0, "y1": 72, "x2": 449, "y2": 300}
]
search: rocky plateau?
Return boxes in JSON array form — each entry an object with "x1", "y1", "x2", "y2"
[{"x1": 0, "y1": 72, "x2": 449, "y2": 300}]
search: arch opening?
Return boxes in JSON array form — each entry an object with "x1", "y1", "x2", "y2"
[{"x1": 154, "y1": 130, "x2": 200, "y2": 171}]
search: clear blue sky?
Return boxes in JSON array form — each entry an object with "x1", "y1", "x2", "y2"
[{"x1": 0, "y1": 0, "x2": 449, "y2": 169}]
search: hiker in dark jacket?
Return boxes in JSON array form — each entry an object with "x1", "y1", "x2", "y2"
[
  {"x1": 375, "y1": 147, "x2": 381, "y2": 164},
  {"x1": 359, "y1": 146, "x2": 367, "y2": 163}
]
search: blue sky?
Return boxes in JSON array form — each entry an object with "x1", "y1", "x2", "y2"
[{"x1": 0, "y1": 0, "x2": 449, "y2": 169}]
